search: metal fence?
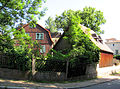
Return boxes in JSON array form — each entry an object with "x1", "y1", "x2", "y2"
[
  {"x1": 35, "y1": 60, "x2": 67, "y2": 72},
  {"x1": 0, "y1": 54, "x2": 30, "y2": 71},
  {"x1": 0, "y1": 54, "x2": 90, "y2": 78}
]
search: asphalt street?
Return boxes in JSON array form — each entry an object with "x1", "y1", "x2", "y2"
[{"x1": 78, "y1": 79, "x2": 120, "y2": 89}]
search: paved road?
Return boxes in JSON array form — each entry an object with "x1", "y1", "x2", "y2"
[
  {"x1": 0, "y1": 79, "x2": 120, "y2": 89},
  {"x1": 78, "y1": 79, "x2": 120, "y2": 89}
]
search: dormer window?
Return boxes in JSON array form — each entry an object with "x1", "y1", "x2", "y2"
[{"x1": 36, "y1": 33, "x2": 44, "y2": 40}]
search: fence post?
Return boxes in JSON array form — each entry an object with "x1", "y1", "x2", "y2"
[{"x1": 66, "y1": 59, "x2": 69, "y2": 79}]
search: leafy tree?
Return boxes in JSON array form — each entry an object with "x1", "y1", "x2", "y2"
[
  {"x1": 62, "y1": 15, "x2": 100, "y2": 63},
  {"x1": 55, "y1": 10, "x2": 76, "y2": 31},
  {"x1": 55, "y1": 7, "x2": 106, "y2": 34},
  {"x1": 0, "y1": 28, "x2": 14, "y2": 54},
  {"x1": 79, "y1": 7, "x2": 106, "y2": 34},
  {"x1": 0, "y1": 0, "x2": 46, "y2": 28},
  {"x1": 0, "y1": 0, "x2": 46, "y2": 54},
  {"x1": 0, "y1": 0, "x2": 46, "y2": 71},
  {"x1": 49, "y1": 16, "x2": 100, "y2": 76},
  {"x1": 45, "y1": 16, "x2": 57, "y2": 33},
  {"x1": 52, "y1": 10, "x2": 100, "y2": 64}
]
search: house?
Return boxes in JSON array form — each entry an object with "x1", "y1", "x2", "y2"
[
  {"x1": 17, "y1": 23, "x2": 53, "y2": 55},
  {"x1": 53, "y1": 24, "x2": 113, "y2": 68},
  {"x1": 51, "y1": 32, "x2": 62, "y2": 45},
  {"x1": 105, "y1": 38, "x2": 120, "y2": 55}
]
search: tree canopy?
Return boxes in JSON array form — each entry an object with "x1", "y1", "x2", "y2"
[
  {"x1": 51, "y1": 14, "x2": 100, "y2": 64},
  {"x1": 0, "y1": 0, "x2": 46, "y2": 28},
  {"x1": 0, "y1": 0, "x2": 46, "y2": 71},
  {"x1": 55, "y1": 7, "x2": 106, "y2": 34},
  {"x1": 45, "y1": 16, "x2": 57, "y2": 33}
]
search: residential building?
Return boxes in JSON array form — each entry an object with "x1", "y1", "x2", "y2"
[
  {"x1": 17, "y1": 23, "x2": 53, "y2": 55},
  {"x1": 53, "y1": 24, "x2": 113, "y2": 68},
  {"x1": 51, "y1": 32, "x2": 62, "y2": 45},
  {"x1": 105, "y1": 38, "x2": 120, "y2": 55}
]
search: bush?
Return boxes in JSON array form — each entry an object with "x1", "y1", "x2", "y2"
[{"x1": 114, "y1": 55, "x2": 120, "y2": 60}]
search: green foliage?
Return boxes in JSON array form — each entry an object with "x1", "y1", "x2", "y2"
[
  {"x1": 55, "y1": 7, "x2": 106, "y2": 34},
  {"x1": 66, "y1": 18, "x2": 100, "y2": 63},
  {"x1": 0, "y1": 0, "x2": 46, "y2": 71},
  {"x1": 47, "y1": 49, "x2": 69, "y2": 61},
  {"x1": 35, "y1": 49, "x2": 67, "y2": 72},
  {"x1": 80, "y1": 7, "x2": 106, "y2": 35},
  {"x1": 0, "y1": 29, "x2": 14, "y2": 54},
  {"x1": 55, "y1": 10, "x2": 79, "y2": 30},
  {"x1": 45, "y1": 16, "x2": 57, "y2": 33},
  {"x1": 54, "y1": 13, "x2": 100, "y2": 64},
  {"x1": 0, "y1": 28, "x2": 32, "y2": 71},
  {"x1": 0, "y1": 0, "x2": 46, "y2": 28},
  {"x1": 114, "y1": 55, "x2": 120, "y2": 60}
]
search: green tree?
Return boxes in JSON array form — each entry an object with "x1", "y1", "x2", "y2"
[
  {"x1": 55, "y1": 10, "x2": 76, "y2": 31},
  {"x1": 0, "y1": 0, "x2": 46, "y2": 54},
  {"x1": 0, "y1": 0, "x2": 46, "y2": 71},
  {"x1": 45, "y1": 16, "x2": 57, "y2": 33},
  {"x1": 0, "y1": 0, "x2": 46, "y2": 28},
  {"x1": 55, "y1": 7, "x2": 106, "y2": 34},
  {"x1": 62, "y1": 15, "x2": 100, "y2": 63},
  {"x1": 80, "y1": 7, "x2": 106, "y2": 34}
]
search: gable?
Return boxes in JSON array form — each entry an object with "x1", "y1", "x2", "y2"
[
  {"x1": 18, "y1": 23, "x2": 53, "y2": 45},
  {"x1": 80, "y1": 24, "x2": 113, "y2": 54}
]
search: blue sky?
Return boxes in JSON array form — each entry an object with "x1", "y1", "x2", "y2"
[{"x1": 38, "y1": 0, "x2": 120, "y2": 41}]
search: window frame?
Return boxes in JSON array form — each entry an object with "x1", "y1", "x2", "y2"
[
  {"x1": 40, "y1": 45, "x2": 46, "y2": 53},
  {"x1": 36, "y1": 33, "x2": 44, "y2": 40},
  {"x1": 115, "y1": 50, "x2": 119, "y2": 55}
]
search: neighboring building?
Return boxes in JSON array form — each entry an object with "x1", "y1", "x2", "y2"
[
  {"x1": 51, "y1": 32, "x2": 62, "y2": 45},
  {"x1": 17, "y1": 23, "x2": 53, "y2": 55},
  {"x1": 105, "y1": 38, "x2": 120, "y2": 55},
  {"x1": 53, "y1": 24, "x2": 113, "y2": 68}
]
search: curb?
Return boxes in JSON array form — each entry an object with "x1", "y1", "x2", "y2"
[
  {"x1": 0, "y1": 86, "x2": 35, "y2": 89},
  {"x1": 62, "y1": 78, "x2": 118, "y2": 89},
  {"x1": 0, "y1": 78, "x2": 119, "y2": 89}
]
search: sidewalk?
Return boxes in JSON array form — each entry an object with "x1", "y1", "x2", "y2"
[{"x1": 0, "y1": 75, "x2": 120, "y2": 89}]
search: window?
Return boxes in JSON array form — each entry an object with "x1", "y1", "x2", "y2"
[
  {"x1": 40, "y1": 45, "x2": 46, "y2": 53},
  {"x1": 36, "y1": 33, "x2": 44, "y2": 40},
  {"x1": 115, "y1": 50, "x2": 119, "y2": 55}
]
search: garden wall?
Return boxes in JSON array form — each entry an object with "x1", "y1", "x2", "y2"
[
  {"x1": 0, "y1": 68, "x2": 29, "y2": 80},
  {"x1": 0, "y1": 68, "x2": 66, "y2": 81},
  {"x1": 0, "y1": 63, "x2": 97, "y2": 81}
]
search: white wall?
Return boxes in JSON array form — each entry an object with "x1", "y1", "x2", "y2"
[{"x1": 106, "y1": 42, "x2": 120, "y2": 55}]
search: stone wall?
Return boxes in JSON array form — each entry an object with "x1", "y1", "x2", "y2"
[
  {"x1": 68, "y1": 63, "x2": 98, "y2": 80},
  {"x1": 0, "y1": 63, "x2": 98, "y2": 81},
  {"x1": 85, "y1": 63, "x2": 97, "y2": 78},
  {"x1": 0, "y1": 68, "x2": 66, "y2": 81},
  {"x1": 0, "y1": 68, "x2": 29, "y2": 80},
  {"x1": 32, "y1": 71, "x2": 66, "y2": 81}
]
